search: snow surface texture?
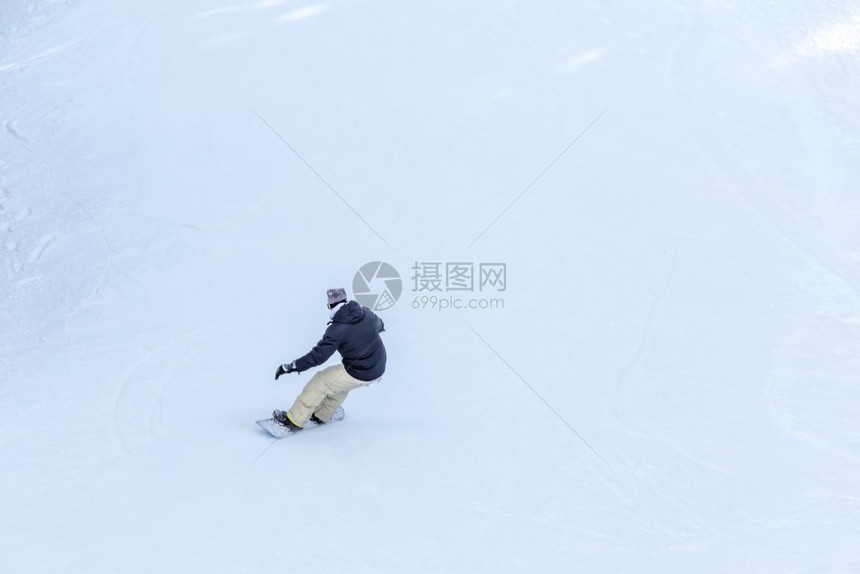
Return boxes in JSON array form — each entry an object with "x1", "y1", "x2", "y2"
[{"x1": 2, "y1": 1, "x2": 860, "y2": 572}]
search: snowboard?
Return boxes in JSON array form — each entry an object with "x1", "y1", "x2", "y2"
[{"x1": 256, "y1": 406, "x2": 345, "y2": 438}]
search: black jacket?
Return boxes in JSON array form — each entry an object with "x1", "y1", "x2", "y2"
[{"x1": 294, "y1": 301, "x2": 387, "y2": 381}]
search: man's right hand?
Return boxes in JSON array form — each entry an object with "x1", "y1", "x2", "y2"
[{"x1": 275, "y1": 362, "x2": 297, "y2": 380}]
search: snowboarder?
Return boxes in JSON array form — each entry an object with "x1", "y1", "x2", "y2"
[{"x1": 272, "y1": 288, "x2": 386, "y2": 431}]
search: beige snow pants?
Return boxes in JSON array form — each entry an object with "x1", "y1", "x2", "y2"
[{"x1": 286, "y1": 363, "x2": 378, "y2": 427}]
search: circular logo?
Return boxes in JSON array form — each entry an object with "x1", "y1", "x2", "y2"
[{"x1": 353, "y1": 261, "x2": 402, "y2": 311}]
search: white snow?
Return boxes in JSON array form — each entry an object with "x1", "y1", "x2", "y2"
[{"x1": 2, "y1": 0, "x2": 860, "y2": 572}]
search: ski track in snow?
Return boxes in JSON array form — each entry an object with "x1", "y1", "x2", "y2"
[
  {"x1": 598, "y1": 244, "x2": 718, "y2": 546},
  {"x1": 0, "y1": 44, "x2": 68, "y2": 74},
  {"x1": 612, "y1": 246, "x2": 679, "y2": 401},
  {"x1": 690, "y1": 120, "x2": 860, "y2": 299},
  {"x1": 5, "y1": 121, "x2": 34, "y2": 148},
  {"x1": 111, "y1": 319, "x2": 236, "y2": 453},
  {"x1": 25, "y1": 232, "x2": 56, "y2": 266},
  {"x1": 765, "y1": 331, "x2": 860, "y2": 465},
  {"x1": 607, "y1": 5, "x2": 744, "y2": 486},
  {"x1": 672, "y1": 3, "x2": 860, "y2": 299},
  {"x1": 672, "y1": 4, "x2": 860, "y2": 470}
]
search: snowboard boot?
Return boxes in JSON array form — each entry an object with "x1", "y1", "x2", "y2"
[
  {"x1": 272, "y1": 410, "x2": 303, "y2": 431},
  {"x1": 310, "y1": 413, "x2": 327, "y2": 425}
]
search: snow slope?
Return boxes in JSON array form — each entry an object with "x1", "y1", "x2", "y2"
[{"x1": 2, "y1": 0, "x2": 860, "y2": 572}]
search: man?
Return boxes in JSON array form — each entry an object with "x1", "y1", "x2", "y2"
[{"x1": 273, "y1": 288, "x2": 386, "y2": 431}]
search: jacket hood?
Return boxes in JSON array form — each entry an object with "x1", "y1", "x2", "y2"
[{"x1": 331, "y1": 300, "x2": 365, "y2": 324}]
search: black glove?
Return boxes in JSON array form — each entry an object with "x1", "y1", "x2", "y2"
[{"x1": 275, "y1": 362, "x2": 297, "y2": 380}]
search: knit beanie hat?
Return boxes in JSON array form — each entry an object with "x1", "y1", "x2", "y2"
[{"x1": 327, "y1": 288, "x2": 347, "y2": 309}]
